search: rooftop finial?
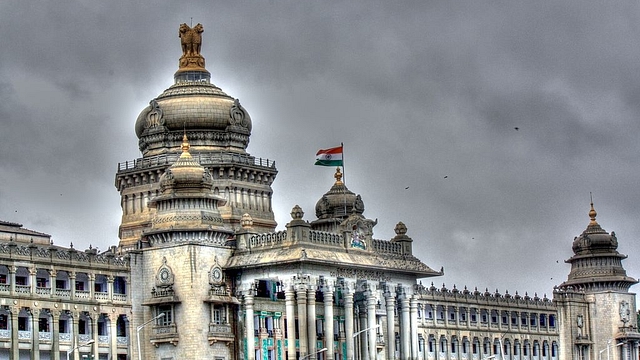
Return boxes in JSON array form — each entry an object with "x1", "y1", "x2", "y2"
[
  {"x1": 177, "y1": 23, "x2": 206, "y2": 72},
  {"x1": 589, "y1": 192, "x2": 598, "y2": 225},
  {"x1": 181, "y1": 130, "x2": 190, "y2": 154},
  {"x1": 334, "y1": 167, "x2": 344, "y2": 185}
]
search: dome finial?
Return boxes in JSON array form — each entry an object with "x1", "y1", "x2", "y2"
[
  {"x1": 180, "y1": 128, "x2": 192, "y2": 158},
  {"x1": 589, "y1": 192, "x2": 598, "y2": 225},
  {"x1": 334, "y1": 167, "x2": 344, "y2": 185}
]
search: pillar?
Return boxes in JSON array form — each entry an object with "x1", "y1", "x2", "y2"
[
  {"x1": 401, "y1": 295, "x2": 410, "y2": 360},
  {"x1": 307, "y1": 287, "x2": 317, "y2": 358},
  {"x1": 411, "y1": 297, "x2": 418, "y2": 360},
  {"x1": 52, "y1": 311, "x2": 60, "y2": 360},
  {"x1": 385, "y1": 291, "x2": 396, "y2": 360},
  {"x1": 359, "y1": 305, "x2": 367, "y2": 360},
  {"x1": 245, "y1": 293, "x2": 256, "y2": 360},
  {"x1": 30, "y1": 267, "x2": 37, "y2": 295},
  {"x1": 89, "y1": 274, "x2": 95, "y2": 300},
  {"x1": 30, "y1": 309, "x2": 40, "y2": 360},
  {"x1": 324, "y1": 286, "x2": 335, "y2": 360},
  {"x1": 92, "y1": 314, "x2": 99, "y2": 360},
  {"x1": 10, "y1": 306, "x2": 19, "y2": 360},
  {"x1": 49, "y1": 270, "x2": 56, "y2": 297},
  {"x1": 109, "y1": 313, "x2": 117, "y2": 360},
  {"x1": 285, "y1": 288, "x2": 296, "y2": 360},
  {"x1": 69, "y1": 272, "x2": 77, "y2": 300},
  {"x1": 72, "y1": 312, "x2": 80, "y2": 360},
  {"x1": 344, "y1": 287, "x2": 354, "y2": 360},
  {"x1": 107, "y1": 276, "x2": 114, "y2": 302},
  {"x1": 296, "y1": 285, "x2": 308, "y2": 359},
  {"x1": 9, "y1": 266, "x2": 16, "y2": 296},
  {"x1": 366, "y1": 291, "x2": 377, "y2": 360}
]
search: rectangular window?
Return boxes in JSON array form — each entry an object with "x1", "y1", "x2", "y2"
[
  {"x1": 56, "y1": 280, "x2": 66, "y2": 289},
  {"x1": 451, "y1": 343, "x2": 456, "y2": 353},
  {"x1": 212, "y1": 304, "x2": 226, "y2": 324},
  {"x1": 472, "y1": 343, "x2": 478, "y2": 354},
  {"x1": 59, "y1": 319, "x2": 69, "y2": 333},
  {"x1": 471, "y1": 313, "x2": 477, "y2": 322},
  {"x1": 0, "y1": 315, "x2": 7, "y2": 330},
  {"x1": 76, "y1": 281, "x2": 85, "y2": 291},
  {"x1": 39, "y1": 318, "x2": 49, "y2": 332},
  {"x1": 156, "y1": 305, "x2": 173, "y2": 326},
  {"x1": 37, "y1": 278, "x2": 48, "y2": 287},
  {"x1": 18, "y1": 317, "x2": 28, "y2": 331},
  {"x1": 15, "y1": 276, "x2": 27, "y2": 286},
  {"x1": 0, "y1": 274, "x2": 6, "y2": 283}
]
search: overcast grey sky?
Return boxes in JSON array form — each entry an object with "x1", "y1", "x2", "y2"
[{"x1": 1, "y1": 0, "x2": 639, "y2": 302}]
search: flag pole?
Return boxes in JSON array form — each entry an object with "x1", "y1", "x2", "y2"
[{"x1": 341, "y1": 142, "x2": 347, "y2": 216}]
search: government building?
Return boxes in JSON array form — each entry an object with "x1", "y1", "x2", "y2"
[{"x1": 1, "y1": 24, "x2": 639, "y2": 360}]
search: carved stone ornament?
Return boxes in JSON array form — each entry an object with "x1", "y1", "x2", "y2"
[
  {"x1": 145, "y1": 100, "x2": 164, "y2": 129},
  {"x1": 209, "y1": 256, "x2": 223, "y2": 285},
  {"x1": 620, "y1": 300, "x2": 631, "y2": 325},
  {"x1": 178, "y1": 23, "x2": 205, "y2": 70},
  {"x1": 229, "y1": 99, "x2": 247, "y2": 127},
  {"x1": 156, "y1": 257, "x2": 175, "y2": 288}
]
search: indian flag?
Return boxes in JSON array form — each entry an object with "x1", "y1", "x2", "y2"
[{"x1": 315, "y1": 146, "x2": 343, "y2": 166}]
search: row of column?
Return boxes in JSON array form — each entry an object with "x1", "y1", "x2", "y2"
[
  {"x1": 424, "y1": 305, "x2": 554, "y2": 332},
  {"x1": 243, "y1": 281, "x2": 421, "y2": 360},
  {"x1": 3, "y1": 267, "x2": 126, "y2": 302},
  {"x1": 2, "y1": 307, "x2": 126, "y2": 360}
]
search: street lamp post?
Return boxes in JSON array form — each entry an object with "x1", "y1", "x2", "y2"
[
  {"x1": 66, "y1": 339, "x2": 94, "y2": 360},
  {"x1": 301, "y1": 347, "x2": 328, "y2": 360},
  {"x1": 136, "y1": 313, "x2": 165, "y2": 360},
  {"x1": 352, "y1": 324, "x2": 381, "y2": 360}
]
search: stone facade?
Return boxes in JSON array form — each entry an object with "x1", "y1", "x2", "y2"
[{"x1": 1, "y1": 24, "x2": 638, "y2": 360}]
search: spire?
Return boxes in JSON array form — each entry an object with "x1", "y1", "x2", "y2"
[
  {"x1": 588, "y1": 201, "x2": 598, "y2": 226},
  {"x1": 181, "y1": 131, "x2": 190, "y2": 156}
]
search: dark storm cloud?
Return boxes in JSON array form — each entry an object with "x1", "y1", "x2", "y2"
[{"x1": 1, "y1": 0, "x2": 639, "y2": 301}]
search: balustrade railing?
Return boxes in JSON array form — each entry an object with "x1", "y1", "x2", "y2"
[
  {"x1": 0, "y1": 329, "x2": 9, "y2": 338},
  {"x1": 55, "y1": 289, "x2": 71, "y2": 297},
  {"x1": 18, "y1": 331, "x2": 31, "y2": 340},
  {"x1": 36, "y1": 287, "x2": 51, "y2": 295},
  {"x1": 15, "y1": 285, "x2": 30, "y2": 294},
  {"x1": 95, "y1": 292, "x2": 109, "y2": 300},
  {"x1": 99, "y1": 335, "x2": 109, "y2": 344},
  {"x1": 79, "y1": 334, "x2": 91, "y2": 343},
  {"x1": 113, "y1": 293, "x2": 127, "y2": 302},
  {"x1": 117, "y1": 336, "x2": 128, "y2": 345},
  {"x1": 39, "y1": 332, "x2": 51, "y2": 341},
  {"x1": 59, "y1": 333, "x2": 72, "y2": 342},
  {"x1": 0, "y1": 284, "x2": 9, "y2": 292},
  {"x1": 153, "y1": 324, "x2": 178, "y2": 337},
  {"x1": 75, "y1": 290, "x2": 90, "y2": 299}
]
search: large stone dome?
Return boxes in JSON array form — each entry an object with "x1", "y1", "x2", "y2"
[
  {"x1": 134, "y1": 23, "x2": 252, "y2": 157},
  {"x1": 135, "y1": 83, "x2": 252, "y2": 156}
]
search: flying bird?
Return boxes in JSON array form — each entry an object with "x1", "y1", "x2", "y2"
[
  {"x1": 514, "y1": 127, "x2": 519, "y2": 131},
  {"x1": 444, "y1": 176, "x2": 448, "y2": 179},
  {"x1": 405, "y1": 187, "x2": 409, "y2": 190}
]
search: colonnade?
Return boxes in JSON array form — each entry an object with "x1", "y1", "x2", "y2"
[
  {"x1": 0, "y1": 306, "x2": 128, "y2": 360},
  {"x1": 241, "y1": 278, "x2": 421, "y2": 360}
]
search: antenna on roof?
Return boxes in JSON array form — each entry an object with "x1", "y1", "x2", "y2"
[{"x1": 190, "y1": 17, "x2": 193, "y2": 27}]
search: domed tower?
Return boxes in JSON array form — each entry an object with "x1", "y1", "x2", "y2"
[
  {"x1": 554, "y1": 203, "x2": 639, "y2": 360},
  {"x1": 310, "y1": 167, "x2": 366, "y2": 232},
  {"x1": 560, "y1": 202, "x2": 637, "y2": 292},
  {"x1": 143, "y1": 133, "x2": 234, "y2": 246},
  {"x1": 115, "y1": 24, "x2": 277, "y2": 251}
]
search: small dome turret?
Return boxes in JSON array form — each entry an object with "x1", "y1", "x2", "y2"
[{"x1": 314, "y1": 167, "x2": 365, "y2": 219}]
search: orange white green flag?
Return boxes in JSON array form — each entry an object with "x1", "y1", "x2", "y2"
[{"x1": 315, "y1": 145, "x2": 343, "y2": 166}]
